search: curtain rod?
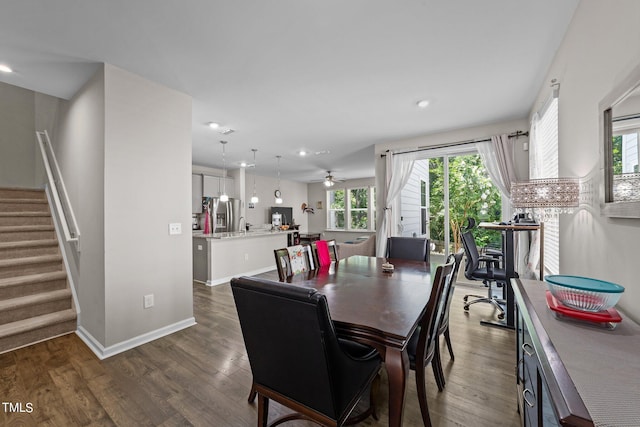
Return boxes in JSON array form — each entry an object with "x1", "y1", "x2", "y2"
[{"x1": 380, "y1": 130, "x2": 529, "y2": 157}]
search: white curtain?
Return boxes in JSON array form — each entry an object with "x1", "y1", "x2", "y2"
[
  {"x1": 476, "y1": 134, "x2": 518, "y2": 200},
  {"x1": 376, "y1": 152, "x2": 415, "y2": 257}
]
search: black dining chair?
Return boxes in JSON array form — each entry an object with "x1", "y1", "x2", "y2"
[
  {"x1": 406, "y1": 258, "x2": 455, "y2": 427},
  {"x1": 310, "y1": 239, "x2": 338, "y2": 267},
  {"x1": 273, "y1": 245, "x2": 315, "y2": 282},
  {"x1": 432, "y1": 249, "x2": 464, "y2": 390},
  {"x1": 385, "y1": 236, "x2": 430, "y2": 262},
  {"x1": 231, "y1": 276, "x2": 382, "y2": 427},
  {"x1": 461, "y1": 226, "x2": 507, "y2": 319}
]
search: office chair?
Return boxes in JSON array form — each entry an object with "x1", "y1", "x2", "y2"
[
  {"x1": 406, "y1": 259, "x2": 455, "y2": 426},
  {"x1": 231, "y1": 276, "x2": 382, "y2": 427},
  {"x1": 385, "y1": 236, "x2": 430, "y2": 262},
  {"x1": 461, "y1": 227, "x2": 506, "y2": 319}
]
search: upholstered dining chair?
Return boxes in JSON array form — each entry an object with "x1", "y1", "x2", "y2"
[
  {"x1": 310, "y1": 239, "x2": 338, "y2": 268},
  {"x1": 406, "y1": 258, "x2": 455, "y2": 427},
  {"x1": 385, "y1": 236, "x2": 430, "y2": 262},
  {"x1": 432, "y1": 249, "x2": 464, "y2": 390},
  {"x1": 273, "y1": 245, "x2": 315, "y2": 282},
  {"x1": 231, "y1": 276, "x2": 382, "y2": 427}
]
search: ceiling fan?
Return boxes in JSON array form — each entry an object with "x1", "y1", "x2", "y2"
[{"x1": 322, "y1": 171, "x2": 344, "y2": 187}]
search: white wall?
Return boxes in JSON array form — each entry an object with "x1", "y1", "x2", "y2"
[
  {"x1": 244, "y1": 173, "x2": 309, "y2": 231},
  {"x1": 103, "y1": 64, "x2": 193, "y2": 346},
  {"x1": 55, "y1": 67, "x2": 107, "y2": 343},
  {"x1": 400, "y1": 159, "x2": 429, "y2": 237},
  {"x1": 534, "y1": 0, "x2": 640, "y2": 322}
]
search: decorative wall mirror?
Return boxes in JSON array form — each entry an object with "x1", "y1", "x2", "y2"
[{"x1": 601, "y1": 62, "x2": 640, "y2": 218}]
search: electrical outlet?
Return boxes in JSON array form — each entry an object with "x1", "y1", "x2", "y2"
[
  {"x1": 144, "y1": 294, "x2": 154, "y2": 309},
  {"x1": 169, "y1": 223, "x2": 182, "y2": 235},
  {"x1": 197, "y1": 244, "x2": 203, "y2": 251}
]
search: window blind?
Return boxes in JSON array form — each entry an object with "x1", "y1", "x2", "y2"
[{"x1": 530, "y1": 96, "x2": 559, "y2": 275}]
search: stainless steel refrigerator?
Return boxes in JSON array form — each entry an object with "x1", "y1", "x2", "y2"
[{"x1": 202, "y1": 197, "x2": 241, "y2": 233}]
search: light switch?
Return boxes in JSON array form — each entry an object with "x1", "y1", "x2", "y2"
[{"x1": 169, "y1": 223, "x2": 182, "y2": 235}]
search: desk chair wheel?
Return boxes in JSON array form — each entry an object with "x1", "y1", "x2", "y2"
[{"x1": 497, "y1": 313, "x2": 505, "y2": 320}]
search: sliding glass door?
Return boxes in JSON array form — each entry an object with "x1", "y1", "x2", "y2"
[{"x1": 400, "y1": 148, "x2": 502, "y2": 262}]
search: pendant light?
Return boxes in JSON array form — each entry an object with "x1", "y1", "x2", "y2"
[
  {"x1": 250, "y1": 149, "x2": 259, "y2": 204},
  {"x1": 275, "y1": 155, "x2": 283, "y2": 204},
  {"x1": 219, "y1": 140, "x2": 229, "y2": 202}
]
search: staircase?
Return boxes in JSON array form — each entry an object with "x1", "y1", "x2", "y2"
[{"x1": 0, "y1": 187, "x2": 76, "y2": 354}]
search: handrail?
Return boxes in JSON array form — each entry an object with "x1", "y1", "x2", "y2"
[{"x1": 36, "y1": 130, "x2": 80, "y2": 245}]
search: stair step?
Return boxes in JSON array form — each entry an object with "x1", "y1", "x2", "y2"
[
  {"x1": 0, "y1": 225, "x2": 56, "y2": 242},
  {"x1": 0, "y1": 289, "x2": 72, "y2": 324},
  {"x1": 0, "y1": 212, "x2": 53, "y2": 226},
  {"x1": 0, "y1": 271, "x2": 67, "y2": 299},
  {"x1": 0, "y1": 254, "x2": 63, "y2": 279},
  {"x1": 0, "y1": 199, "x2": 49, "y2": 213},
  {"x1": 0, "y1": 239, "x2": 59, "y2": 260},
  {"x1": 0, "y1": 309, "x2": 76, "y2": 354},
  {"x1": 0, "y1": 188, "x2": 46, "y2": 200}
]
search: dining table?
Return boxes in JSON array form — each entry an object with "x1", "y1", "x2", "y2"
[{"x1": 282, "y1": 255, "x2": 432, "y2": 427}]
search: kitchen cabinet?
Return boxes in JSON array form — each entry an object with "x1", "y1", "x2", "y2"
[
  {"x1": 203, "y1": 175, "x2": 235, "y2": 199},
  {"x1": 192, "y1": 174, "x2": 203, "y2": 213},
  {"x1": 512, "y1": 278, "x2": 640, "y2": 427}
]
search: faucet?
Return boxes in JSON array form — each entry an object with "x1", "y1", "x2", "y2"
[
  {"x1": 282, "y1": 214, "x2": 287, "y2": 227},
  {"x1": 239, "y1": 216, "x2": 246, "y2": 235}
]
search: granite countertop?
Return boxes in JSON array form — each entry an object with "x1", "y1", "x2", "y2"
[{"x1": 192, "y1": 229, "x2": 293, "y2": 240}]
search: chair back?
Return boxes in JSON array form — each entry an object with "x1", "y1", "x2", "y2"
[
  {"x1": 231, "y1": 276, "x2": 379, "y2": 423},
  {"x1": 413, "y1": 259, "x2": 455, "y2": 365},
  {"x1": 385, "y1": 236, "x2": 429, "y2": 262},
  {"x1": 311, "y1": 239, "x2": 338, "y2": 267},
  {"x1": 274, "y1": 245, "x2": 315, "y2": 282},
  {"x1": 461, "y1": 230, "x2": 481, "y2": 280},
  {"x1": 438, "y1": 249, "x2": 464, "y2": 333}
]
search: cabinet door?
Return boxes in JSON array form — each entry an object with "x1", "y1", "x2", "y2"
[
  {"x1": 220, "y1": 177, "x2": 235, "y2": 198},
  {"x1": 192, "y1": 174, "x2": 203, "y2": 213},
  {"x1": 203, "y1": 175, "x2": 220, "y2": 198}
]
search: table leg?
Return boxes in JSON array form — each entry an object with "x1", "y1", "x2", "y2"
[
  {"x1": 385, "y1": 347, "x2": 409, "y2": 427},
  {"x1": 480, "y1": 229, "x2": 516, "y2": 330}
]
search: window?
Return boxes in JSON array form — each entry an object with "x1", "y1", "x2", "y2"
[
  {"x1": 530, "y1": 94, "x2": 559, "y2": 275},
  {"x1": 326, "y1": 186, "x2": 375, "y2": 230}
]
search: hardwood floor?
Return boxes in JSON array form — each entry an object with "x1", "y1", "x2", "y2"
[{"x1": 0, "y1": 279, "x2": 520, "y2": 426}]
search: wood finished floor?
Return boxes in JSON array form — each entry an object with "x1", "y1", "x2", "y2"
[{"x1": 0, "y1": 279, "x2": 520, "y2": 426}]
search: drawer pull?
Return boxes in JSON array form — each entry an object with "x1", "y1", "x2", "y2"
[
  {"x1": 516, "y1": 358, "x2": 524, "y2": 382},
  {"x1": 522, "y1": 342, "x2": 535, "y2": 357},
  {"x1": 523, "y1": 388, "x2": 535, "y2": 408}
]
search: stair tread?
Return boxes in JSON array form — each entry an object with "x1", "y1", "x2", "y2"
[
  {"x1": 0, "y1": 309, "x2": 76, "y2": 338},
  {"x1": 0, "y1": 288, "x2": 71, "y2": 311},
  {"x1": 0, "y1": 271, "x2": 67, "y2": 288},
  {"x1": 0, "y1": 239, "x2": 58, "y2": 249},
  {"x1": 0, "y1": 212, "x2": 51, "y2": 217},
  {"x1": 0, "y1": 225, "x2": 55, "y2": 233},
  {"x1": 0, "y1": 198, "x2": 47, "y2": 204},
  {"x1": 0, "y1": 254, "x2": 62, "y2": 268}
]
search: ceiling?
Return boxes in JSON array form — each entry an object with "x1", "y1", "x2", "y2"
[{"x1": 0, "y1": 0, "x2": 578, "y2": 183}]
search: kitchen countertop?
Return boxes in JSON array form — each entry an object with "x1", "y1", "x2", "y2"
[{"x1": 192, "y1": 229, "x2": 294, "y2": 240}]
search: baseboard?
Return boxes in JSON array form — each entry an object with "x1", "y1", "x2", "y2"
[
  {"x1": 204, "y1": 265, "x2": 276, "y2": 287},
  {"x1": 76, "y1": 317, "x2": 196, "y2": 360}
]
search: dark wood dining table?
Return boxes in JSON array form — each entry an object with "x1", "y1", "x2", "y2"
[{"x1": 282, "y1": 255, "x2": 432, "y2": 427}]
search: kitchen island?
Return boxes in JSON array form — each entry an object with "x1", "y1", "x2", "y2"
[{"x1": 193, "y1": 230, "x2": 293, "y2": 286}]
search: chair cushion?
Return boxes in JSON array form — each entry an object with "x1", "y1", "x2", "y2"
[{"x1": 287, "y1": 245, "x2": 308, "y2": 274}]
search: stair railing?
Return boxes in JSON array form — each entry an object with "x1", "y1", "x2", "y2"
[{"x1": 36, "y1": 130, "x2": 80, "y2": 246}]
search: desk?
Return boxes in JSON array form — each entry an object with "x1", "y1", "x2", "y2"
[
  {"x1": 478, "y1": 222, "x2": 542, "y2": 329},
  {"x1": 285, "y1": 255, "x2": 431, "y2": 427},
  {"x1": 299, "y1": 232, "x2": 321, "y2": 245}
]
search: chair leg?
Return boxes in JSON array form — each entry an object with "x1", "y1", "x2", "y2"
[
  {"x1": 257, "y1": 394, "x2": 269, "y2": 427},
  {"x1": 432, "y1": 345, "x2": 445, "y2": 391},
  {"x1": 248, "y1": 384, "x2": 257, "y2": 403},
  {"x1": 415, "y1": 362, "x2": 433, "y2": 427},
  {"x1": 444, "y1": 328, "x2": 455, "y2": 360}
]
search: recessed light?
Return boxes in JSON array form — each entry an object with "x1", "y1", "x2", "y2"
[
  {"x1": 240, "y1": 161, "x2": 247, "y2": 168},
  {"x1": 416, "y1": 99, "x2": 430, "y2": 108},
  {"x1": 208, "y1": 122, "x2": 220, "y2": 129},
  {"x1": 0, "y1": 64, "x2": 13, "y2": 73},
  {"x1": 299, "y1": 150, "x2": 307, "y2": 156}
]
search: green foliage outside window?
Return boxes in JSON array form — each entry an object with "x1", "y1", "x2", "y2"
[
  {"x1": 612, "y1": 135, "x2": 623, "y2": 175},
  {"x1": 429, "y1": 154, "x2": 502, "y2": 251}
]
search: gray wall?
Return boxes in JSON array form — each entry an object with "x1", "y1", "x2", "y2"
[{"x1": 55, "y1": 64, "x2": 194, "y2": 349}]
